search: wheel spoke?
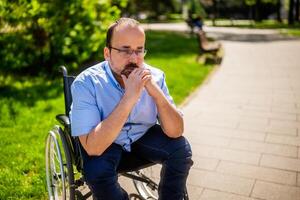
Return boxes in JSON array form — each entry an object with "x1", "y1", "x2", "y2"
[
  {"x1": 46, "y1": 127, "x2": 75, "y2": 200},
  {"x1": 133, "y1": 168, "x2": 159, "y2": 199}
]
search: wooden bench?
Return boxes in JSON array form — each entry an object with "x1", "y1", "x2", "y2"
[
  {"x1": 196, "y1": 30, "x2": 221, "y2": 63},
  {"x1": 197, "y1": 30, "x2": 220, "y2": 54}
]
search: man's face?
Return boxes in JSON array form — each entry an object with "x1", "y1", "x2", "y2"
[{"x1": 104, "y1": 26, "x2": 146, "y2": 76}]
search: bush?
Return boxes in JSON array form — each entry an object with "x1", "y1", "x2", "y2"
[{"x1": 0, "y1": 0, "x2": 127, "y2": 75}]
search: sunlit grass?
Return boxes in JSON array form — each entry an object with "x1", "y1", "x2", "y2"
[
  {"x1": 0, "y1": 76, "x2": 63, "y2": 199},
  {"x1": 0, "y1": 30, "x2": 213, "y2": 199}
]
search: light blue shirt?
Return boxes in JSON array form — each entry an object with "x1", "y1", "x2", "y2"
[{"x1": 70, "y1": 61, "x2": 178, "y2": 151}]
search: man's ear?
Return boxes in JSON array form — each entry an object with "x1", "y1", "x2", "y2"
[{"x1": 104, "y1": 47, "x2": 110, "y2": 61}]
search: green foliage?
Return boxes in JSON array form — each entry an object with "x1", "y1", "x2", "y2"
[
  {"x1": 187, "y1": 0, "x2": 206, "y2": 17},
  {"x1": 244, "y1": 0, "x2": 257, "y2": 6},
  {"x1": 0, "y1": 30, "x2": 213, "y2": 199},
  {"x1": 124, "y1": 0, "x2": 182, "y2": 20},
  {"x1": 244, "y1": 0, "x2": 278, "y2": 6},
  {"x1": 0, "y1": 0, "x2": 127, "y2": 75}
]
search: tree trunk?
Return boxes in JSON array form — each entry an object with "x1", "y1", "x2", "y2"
[
  {"x1": 276, "y1": 0, "x2": 282, "y2": 22},
  {"x1": 255, "y1": 0, "x2": 262, "y2": 22},
  {"x1": 296, "y1": 0, "x2": 300, "y2": 21},
  {"x1": 288, "y1": 0, "x2": 295, "y2": 24},
  {"x1": 212, "y1": 0, "x2": 217, "y2": 26},
  {"x1": 251, "y1": 5, "x2": 255, "y2": 21}
]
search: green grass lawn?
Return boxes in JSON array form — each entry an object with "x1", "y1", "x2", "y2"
[{"x1": 0, "y1": 30, "x2": 213, "y2": 199}]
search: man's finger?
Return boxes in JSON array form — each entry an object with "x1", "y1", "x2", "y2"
[
  {"x1": 142, "y1": 75, "x2": 151, "y2": 84},
  {"x1": 141, "y1": 71, "x2": 151, "y2": 79},
  {"x1": 121, "y1": 74, "x2": 127, "y2": 81}
]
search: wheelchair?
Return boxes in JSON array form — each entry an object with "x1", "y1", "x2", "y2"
[{"x1": 45, "y1": 66, "x2": 189, "y2": 200}]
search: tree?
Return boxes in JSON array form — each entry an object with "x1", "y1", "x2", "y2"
[
  {"x1": 276, "y1": 0, "x2": 282, "y2": 22},
  {"x1": 244, "y1": 0, "x2": 281, "y2": 21},
  {"x1": 296, "y1": 0, "x2": 300, "y2": 21},
  {"x1": 123, "y1": 0, "x2": 179, "y2": 20},
  {"x1": 0, "y1": 0, "x2": 127, "y2": 75},
  {"x1": 288, "y1": 0, "x2": 295, "y2": 24}
]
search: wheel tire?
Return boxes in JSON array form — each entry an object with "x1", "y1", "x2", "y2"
[
  {"x1": 46, "y1": 125, "x2": 75, "y2": 200},
  {"x1": 132, "y1": 166, "x2": 189, "y2": 200},
  {"x1": 132, "y1": 168, "x2": 159, "y2": 200}
]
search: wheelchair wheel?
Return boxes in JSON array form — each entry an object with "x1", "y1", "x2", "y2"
[
  {"x1": 132, "y1": 167, "x2": 159, "y2": 200},
  {"x1": 45, "y1": 125, "x2": 75, "y2": 200},
  {"x1": 132, "y1": 165, "x2": 189, "y2": 200}
]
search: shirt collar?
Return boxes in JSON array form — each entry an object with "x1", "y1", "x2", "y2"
[{"x1": 104, "y1": 61, "x2": 122, "y2": 88}]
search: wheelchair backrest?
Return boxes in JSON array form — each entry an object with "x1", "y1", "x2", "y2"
[
  {"x1": 60, "y1": 66, "x2": 76, "y2": 116},
  {"x1": 60, "y1": 66, "x2": 86, "y2": 172}
]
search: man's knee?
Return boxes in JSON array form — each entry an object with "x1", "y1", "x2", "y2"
[{"x1": 168, "y1": 137, "x2": 193, "y2": 167}]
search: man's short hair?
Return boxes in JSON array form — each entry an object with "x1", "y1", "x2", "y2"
[{"x1": 106, "y1": 18, "x2": 140, "y2": 47}]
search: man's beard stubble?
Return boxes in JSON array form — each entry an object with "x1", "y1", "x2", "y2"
[{"x1": 120, "y1": 63, "x2": 139, "y2": 78}]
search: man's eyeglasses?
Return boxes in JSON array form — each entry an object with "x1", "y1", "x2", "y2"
[{"x1": 109, "y1": 46, "x2": 147, "y2": 58}]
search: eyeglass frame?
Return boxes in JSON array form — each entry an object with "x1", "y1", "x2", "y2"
[{"x1": 109, "y1": 46, "x2": 147, "y2": 58}]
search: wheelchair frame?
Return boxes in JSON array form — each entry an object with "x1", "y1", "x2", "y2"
[{"x1": 45, "y1": 66, "x2": 189, "y2": 200}]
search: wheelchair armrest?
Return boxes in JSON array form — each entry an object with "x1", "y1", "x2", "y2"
[{"x1": 56, "y1": 114, "x2": 70, "y2": 127}]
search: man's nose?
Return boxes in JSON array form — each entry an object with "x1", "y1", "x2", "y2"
[{"x1": 128, "y1": 52, "x2": 138, "y2": 62}]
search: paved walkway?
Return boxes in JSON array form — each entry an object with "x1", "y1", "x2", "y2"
[
  {"x1": 141, "y1": 22, "x2": 292, "y2": 42},
  {"x1": 120, "y1": 24, "x2": 300, "y2": 200},
  {"x1": 181, "y1": 27, "x2": 300, "y2": 199},
  {"x1": 141, "y1": 22, "x2": 279, "y2": 34}
]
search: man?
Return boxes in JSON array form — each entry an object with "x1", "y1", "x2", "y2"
[{"x1": 70, "y1": 18, "x2": 193, "y2": 200}]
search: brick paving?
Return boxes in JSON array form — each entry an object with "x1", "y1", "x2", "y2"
[{"x1": 181, "y1": 31, "x2": 300, "y2": 199}]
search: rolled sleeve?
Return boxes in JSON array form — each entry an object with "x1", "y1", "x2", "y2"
[
  {"x1": 160, "y1": 73, "x2": 175, "y2": 106},
  {"x1": 160, "y1": 73, "x2": 184, "y2": 116},
  {"x1": 70, "y1": 80, "x2": 101, "y2": 136}
]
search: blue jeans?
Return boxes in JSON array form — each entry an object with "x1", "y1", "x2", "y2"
[{"x1": 82, "y1": 124, "x2": 193, "y2": 200}]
